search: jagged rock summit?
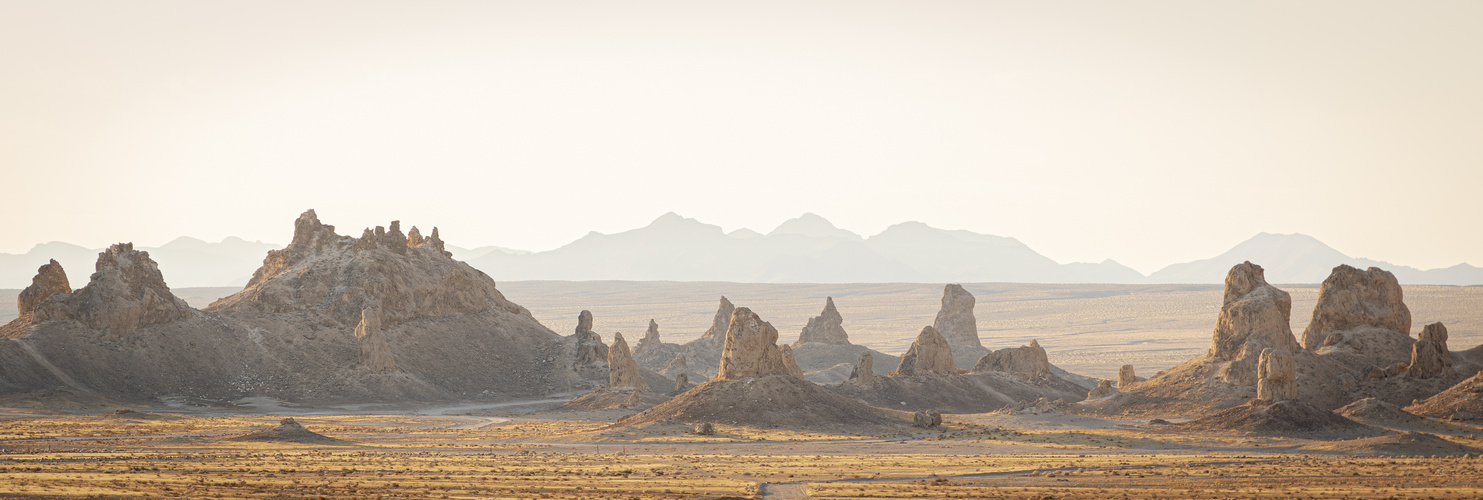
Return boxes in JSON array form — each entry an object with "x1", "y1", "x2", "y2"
[
  {"x1": 892, "y1": 326, "x2": 955, "y2": 377},
  {"x1": 209, "y1": 209, "x2": 528, "y2": 325},
  {"x1": 7, "y1": 243, "x2": 192, "y2": 338},
  {"x1": 795, "y1": 297, "x2": 850, "y2": 345},
  {"x1": 1301, "y1": 264, "x2": 1411, "y2": 351},
  {"x1": 932, "y1": 284, "x2": 981, "y2": 348}
]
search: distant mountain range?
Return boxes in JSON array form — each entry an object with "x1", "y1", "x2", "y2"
[{"x1": 2, "y1": 214, "x2": 1478, "y2": 287}]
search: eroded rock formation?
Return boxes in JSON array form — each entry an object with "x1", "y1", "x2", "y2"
[
  {"x1": 15, "y1": 260, "x2": 70, "y2": 321},
  {"x1": 932, "y1": 284, "x2": 981, "y2": 347},
  {"x1": 1210, "y1": 262, "x2": 1300, "y2": 360},
  {"x1": 848, "y1": 350, "x2": 874, "y2": 385},
  {"x1": 570, "y1": 310, "x2": 610, "y2": 380},
  {"x1": 607, "y1": 332, "x2": 649, "y2": 391},
  {"x1": 673, "y1": 372, "x2": 689, "y2": 394},
  {"x1": 795, "y1": 297, "x2": 850, "y2": 345},
  {"x1": 893, "y1": 326, "x2": 955, "y2": 377},
  {"x1": 1301, "y1": 265, "x2": 1411, "y2": 351},
  {"x1": 1256, "y1": 348, "x2": 1297, "y2": 402},
  {"x1": 354, "y1": 307, "x2": 396, "y2": 373},
  {"x1": 912, "y1": 410, "x2": 942, "y2": 428},
  {"x1": 716, "y1": 307, "x2": 790, "y2": 380},
  {"x1": 636, "y1": 319, "x2": 663, "y2": 355},
  {"x1": 972, "y1": 340, "x2": 1050, "y2": 379},
  {"x1": 700, "y1": 296, "x2": 735, "y2": 342},
  {"x1": 209, "y1": 210, "x2": 527, "y2": 326},
  {"x1": 28, "y1": 243, "x2": 193, "y2": 337},
  {"x1": 1118, "y1": 365, "x2": 1136, "y2": 388},
  {"x1": 1087, "y1": 380, "x2": 1117, "y2": 399},
  {"x1": 1407, "y1": 322, "x2": 1455, "y2": 379},
  {"x1": 780, "y1": 344, "x2": 805, "y2": 379}
]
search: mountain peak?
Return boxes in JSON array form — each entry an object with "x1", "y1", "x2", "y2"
[{"x1": 768, "y1": 213, "x2": 862, "y2": 241}]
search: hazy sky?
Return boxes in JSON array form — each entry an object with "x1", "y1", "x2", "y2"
[{"x1": 3, "y1": 1, "x2": 1480, "y2": 274}]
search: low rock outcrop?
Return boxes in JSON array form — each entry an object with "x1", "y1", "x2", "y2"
[
  {"x1": 912, "y1": 410, "x2": 942, "y2": 428},
  {"x1": 892, "y1": 326, "x2": 955, "y2": 377},
  {"x1": 848, "y1": 350, "x2": 874, "y2": 385},
  {"x1": 717, "y1": 307, "x2": 790, "y2": 380},
  {"x1": 27, "y1": 243, "x2": 193, "y2": 337},
  {"x1": 795, "y1": 297, "x2": 850, "y2": 345},
  {"x1": 1118, "y1": 365, "x2": 1136, "y2": 388},
  {"x1": 1087, "y1": 380, "x2": 1117, "y2": 399},
  {"x1": 932, "y1": 284, "x2": 981, "y2": 348},
  {"x1": 972, "y1": 340, "x2": 1050, "y2": 379},
  {"x1": 15, "y1": 260, "x2": 70, "y2": 321},
  {"x1": 1256, "y1": 348, "x2": 1296, "y2": 402},
  {"x1": 608, "y1": 333, "x2": 649, "y2": 391},
  {"x1": 1407, "y1": 322, "x2": 1456, "y2": 379},
  {"x1": 354, "y1": 308, "x2": 396, "y2": 374},
  {"x1": 1301, "y1": 265, "x2": 1411, "y2": 351}
]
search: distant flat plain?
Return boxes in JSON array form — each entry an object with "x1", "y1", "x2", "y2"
[{"x1": 2, "y1": 282, "x2": 1479, "y2": 379}]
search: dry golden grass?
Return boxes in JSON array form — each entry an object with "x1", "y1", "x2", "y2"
[{"x1": 2, "y1": 412, "x2": 1482, "y2": 499}]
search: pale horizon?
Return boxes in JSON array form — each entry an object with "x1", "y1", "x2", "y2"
[{"x1": 5, "y1": 1, "x2": 1482, "y2": 275}]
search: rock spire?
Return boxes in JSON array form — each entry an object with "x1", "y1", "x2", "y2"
[
  {"x1": 893, "y1": 326, "x2": 955, "y2": 376},
  {"x1": 932, "y1": 284, "x2": 981, "y2": 348},
  {"x1": 795, "y1": 297, "x2": 850, "y2": 345},
  {"x1": 848, "y1": 350, "x2": 874, "y2": 385},
  {"x1": 700, "y1": 296, "x2": 735, "y2": 341},
  {"x1": 1407, "y1": 322, "x2": 1456, "y2": 379},
  {"x1": 716, "y1": 307, "x2": 791, "y2": 380},
  {"x1": 1300, "y1": 265, "x2": 1411, "y2": 351},
  {"x1": 608, "y1": 332, "x2": 649, "y2": 391}
]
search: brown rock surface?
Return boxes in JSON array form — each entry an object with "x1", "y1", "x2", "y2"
[
  {"x1": 795, "y1": 297, "x2": 850, "y2": 345},
  {"x1": 354, "y1": 308, "x2": 396, "y2": 374},
  {"x1": 700, "y1": 296, "x2": 735, "y2": 342},
  {"x1": 892, "y1": 326, "x2": 955, "y2": 377},
  {"x1": 1301, "y1": 265, "x2": 1411, "y2": 351},
  {"x1": 636, "y1": 319, "x2": 662, "y2": 354},
  {"x1": 1118, "y1": 365, "x2": 1136, "y2": 388},
  {"x1": 716, "y1": 307, "x2": 790, "y2": 380},
  {"x1": 971, "y1": 339, "x2": 1050, "y2": 379},
  {"x1": 15, "y1": 260, "x2": 70, "y2": 319},
  {"x1": 932, "y1": 284, "x2": 981, "y2": 348},
  {"x1": 29, "y1": 243, "x2": 193, "y2": 337},
  {"x1": 1256, "y1": 348, "x2": 1296, "y2": 402},
  {"x1": 607, "y1": 332, "x2": 649, "y2": 391},
  {"x1": 848, "y1": 350, "x2": 874, "y2": 385}
]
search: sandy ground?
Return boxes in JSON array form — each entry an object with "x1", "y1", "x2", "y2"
[{"x1": 2, "y1": 401, "x2": 1482, "y2": 499}]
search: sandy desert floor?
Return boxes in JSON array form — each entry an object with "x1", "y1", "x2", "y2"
[
  {"x1": 3, "y1": 282, "x2": 1478, "y2": 378},
  {"x1": 2, "y1": 406, "x2": 1482, "y2": 499}
]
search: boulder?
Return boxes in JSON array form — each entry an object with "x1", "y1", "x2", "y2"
[
  {"x1": 1407, "y1": 322, "x2": 1455, "y2": 379},
  {"x1": 1118, "y1": 365, "x2": 1136, "y2": 388},
  {"x1": 1301, "y1": 265, "x2": 1411, "y2": 351},
  {"x1": 716, "y1": 307, "x2": 790, "y2": 380},
  {"x1": 780, "y1": 344, "x2": 805, "y2": 379},
  {"x1": 971, "y1": 339, "x2": 1050, "y2": 379},
  {"x1": 30, "y1": 243, "x2": 192, "y2": 337},
  {"x1": 694, "y1": 422, "x2": 715, "y2": 435},
  {"x1": 1087, "y1": 380, "x2": 1117, "y2": 399},
  {"x1": 608, "y1": 332, "x2": 649, "y2": 391},
  {"x1": 912, "y1": 410, "x2": 942, "y2": 428},
  {"x1": 354, "y1": 307, "x2": 396, "y2": 373},
  {"x1": 1210, "y1": 262, "x2": 1300, "y2": 360},
  {"x1": 892, "y1": 326, "x2": 955, "y2": 377},
  {"x1": 1256, "y1": 348, "x2": 1297, "y2": 402},
  {"x1": 848, "y1": 350, "x2": 874, "y2": 385},
  {"x1": 795, "y1": 297, "x2": 850, "y2": 345},
  {"x1": 932, "y1": 284, "x2": 981, "y2": 348}
]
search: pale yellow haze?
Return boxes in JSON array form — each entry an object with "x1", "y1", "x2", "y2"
[{"x1": 2, "y1": 1, "x2": 1480, "y2": 274}]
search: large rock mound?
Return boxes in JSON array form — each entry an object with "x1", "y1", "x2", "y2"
[
  {"x1": 972, "y1": 340, "x2": 1050, "y2": 379},
  {"x1": 1167, "y1": 400, "x2": 1381, "y2": 439},
  {"x1": 1301, "y1": 264, "x2": 1411, "y2": 351},
  {"x1": 210, "y1": 210, "x2": 528, "y2": 325},
  {"x1": 14, "y1": 244, "x2": 193, "y2": 338},
  {"x1": 892, "y1": 326, "x2": 955, "y2": 377},
  {"x1": 795, "y1": 297, "x2": 850, "y2": 345},
  {"x1": 932, "y1": 284, "x2": 980, "y2": 348}
]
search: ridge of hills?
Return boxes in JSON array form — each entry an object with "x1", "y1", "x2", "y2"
[{"x1": 4, "y1": 213, "x2": 1479, "y2": 287}]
